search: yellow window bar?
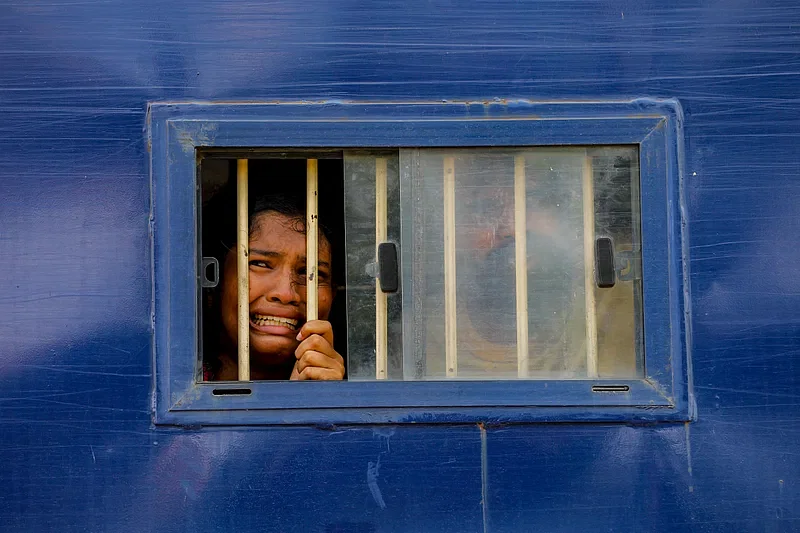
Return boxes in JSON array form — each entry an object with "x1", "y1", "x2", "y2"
[
  {"x1": 443, "y1": 156, "x2": 458, "y2": 377},
  {"x1": 514, "y1": 155, "x2": 530, "y2": 378},
  {"x1": 237, "y1": 159, "x2": 250, "y2": 381},
  {"x1": 375, "y1": 158, "x2": 388, "y2": 380},
  {"x1": 306, "y1": 159, "x2": 319, "y2": 322},
  {"x1": 582, "y1": 152, "x2": 599, "y2": 378}
]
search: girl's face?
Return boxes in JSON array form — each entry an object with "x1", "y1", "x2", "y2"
[{"x1": 220, "y1": 211, "x2": 333, "y2": 369}]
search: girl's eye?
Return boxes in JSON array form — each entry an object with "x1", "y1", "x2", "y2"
[
  {"x1": 292, "y1": 267, "x2": 329, "y2": 285},
  {"x1": 297, "y1": 267, "x2": 328, "y2": 279},
  {"x1": 292, "y1": 268, "x2": 308, "y2": 286},
  {"x1": 249, "y1": 260, "x2": 272, "y2": 269}
]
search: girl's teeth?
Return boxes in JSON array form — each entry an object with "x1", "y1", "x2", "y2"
[{"x1": 251, "y1": 314, "x2": 298, "y2": 330}]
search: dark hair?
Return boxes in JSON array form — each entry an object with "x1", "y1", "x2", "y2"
[{"x1": 202, "y1": 175, "x2": 338, "y2": 276}]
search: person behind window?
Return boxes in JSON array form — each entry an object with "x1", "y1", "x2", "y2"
[
  {"x1": 202, "y1": 169, "x2": 345, "y2": 381},
  {"x1": 449, "y1": 154, "x2": 587, "y2": 377}
]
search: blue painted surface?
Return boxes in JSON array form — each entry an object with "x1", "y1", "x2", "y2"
[
  {"x1": 152, "y1": 100, "x2": 688, "y2": 425},
  {"x1": 1, "y1": 1, "x2": 798, "y2": 531}
]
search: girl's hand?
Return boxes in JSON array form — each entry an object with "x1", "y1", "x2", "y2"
[{"x1": 290, "y1": 320, "x2": 345, "y2": 380}]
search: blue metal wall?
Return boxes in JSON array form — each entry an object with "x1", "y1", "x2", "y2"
[{"x1": 1, "y1": 1, "x2": 797, "y2": 531}]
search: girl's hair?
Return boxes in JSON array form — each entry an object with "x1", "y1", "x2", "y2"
[{"x1": 202, "y1": 170, "x2": 339, "y2": 278}]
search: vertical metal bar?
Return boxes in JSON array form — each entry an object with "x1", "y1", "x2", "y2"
[
  {"x1": 237, "y1": 159, "x2": 250, "y2": 381},
  {"x1": 306, "y1": 159, "x2": 319, "y2": 322},
  {"x1": 443, "y1": 156, "x2": 458, "y2": 377},
  {"x1": 582, "y1": 152, "x2": 599, "y2": 378},
  {"x1": 514, "y1": 156, "x2": 529, "y2": 378},
  {"x1": 375, "y1": 158, "x2": 388, "y2": 380}
]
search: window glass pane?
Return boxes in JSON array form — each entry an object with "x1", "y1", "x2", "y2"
[
  {"x1": 400, "y1": 147, "x2": 643, "y2": 380},
  {"x1": 591, "y1": 147, "x2": 643, "y2": 378},
  {"x1": 343, "y1": 152, "x2": 403, "y2": 380}
]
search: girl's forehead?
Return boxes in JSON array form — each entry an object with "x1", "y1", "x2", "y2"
[
  {"x1": 251, "y1": 211, "x2": 331, "y2": 258},
  {"x1": 252, "y1": 211, "x2": 305, "y2": 238}
]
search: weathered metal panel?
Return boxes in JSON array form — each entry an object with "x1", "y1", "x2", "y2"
[{"x1": 1, "y1": 1, "x2": 798, "y2": 531}]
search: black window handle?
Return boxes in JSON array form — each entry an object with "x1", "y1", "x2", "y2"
[
  {"x1": 595, "y1": 237, "x2": 616, "y2": 288},
  {"x1": 377, "y1": 242, "x2": 399, "y2": 293}
]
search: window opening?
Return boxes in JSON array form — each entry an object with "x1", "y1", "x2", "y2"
[
  {"x1": 199, "y1": 154, "x2": 347, "y2": 382},
  {"x1": 199, "y1": 147, "x2": 641, "y2": 383}
]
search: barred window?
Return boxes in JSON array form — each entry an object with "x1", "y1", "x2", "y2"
[{"x1": 198, "y1": 147, "x2": 642, "y2": 382}]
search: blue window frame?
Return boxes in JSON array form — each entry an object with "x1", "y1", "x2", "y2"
[{"x1": 148, "y1": 99, "x2": 693, "y2": 425}]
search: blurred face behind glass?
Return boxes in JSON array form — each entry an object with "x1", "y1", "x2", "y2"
[{"x1": 455, "y1": 157, "x2": 581, "y2": 353}]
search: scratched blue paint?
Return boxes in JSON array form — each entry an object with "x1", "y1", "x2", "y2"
[{"x1": 1, "y1": 1, "x2": 798, "y2": 531}]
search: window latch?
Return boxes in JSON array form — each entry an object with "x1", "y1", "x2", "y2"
[
  {"x1": 201, "y1": 257, "x2": 219, "y2": 288},
  {"x1": 377, "y1": 242, "x2": 399, "y2": 293},
  {"x1": 595, "y1": 237, "x2": 616, "y2": 288}
]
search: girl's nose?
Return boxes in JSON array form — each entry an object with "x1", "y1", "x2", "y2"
[{"x1": 265, "y1": 269, "x2": 301, "y2": 306}]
